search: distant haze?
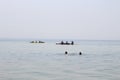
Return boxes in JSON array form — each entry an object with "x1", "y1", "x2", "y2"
[{"x1": 0, "y1": 0, "x2": 120, "y2": 40}]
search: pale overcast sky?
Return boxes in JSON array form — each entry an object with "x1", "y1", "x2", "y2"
[{"x1": 0, "y1": 0, "x2": 120, "y2": 40}]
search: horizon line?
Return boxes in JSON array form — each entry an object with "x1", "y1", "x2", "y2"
[{"x1": 0, "y1": 38, "x2": 120, "y2": 41}]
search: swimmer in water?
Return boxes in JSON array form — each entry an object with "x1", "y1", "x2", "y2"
[
  {"x1": 65, "y1": 51, "x2": 68, "y2": 54},
  {"x1": 79, "y1": 52, "x2": 82, "y2": 55}
]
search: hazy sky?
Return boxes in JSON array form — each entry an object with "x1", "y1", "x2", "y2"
[{"x1": 0, "y1": 0, "x2": 120, "y2": 40}]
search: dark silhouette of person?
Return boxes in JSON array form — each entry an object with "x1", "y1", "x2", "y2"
[
  {"x1": 61, "y1": 41, "x2": 64, "y2": 44},
  {"x1": 71, "y1": 41, "x2": 74, "y2": 45},
  {"x1": 65, "y1": 51, "x2": 68, "y2": 54},
  {"x1": 79, "y1": 52, "x2": 82, "y2": 55}
]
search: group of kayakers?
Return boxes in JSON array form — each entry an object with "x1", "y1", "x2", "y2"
[
  {"x1": 30, "y1": 40, "x2": 74, "y2": 45},
  {"x1": 56, "y1": 41, "x2": 74, "y2": 45},
  {"x1": 30, "y1": 41, "x2": 45, "y2": 43}
]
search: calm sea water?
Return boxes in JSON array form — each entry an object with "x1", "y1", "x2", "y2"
[{"x1": 0, "y1": 40, "x2": 120, "y2": 80}]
